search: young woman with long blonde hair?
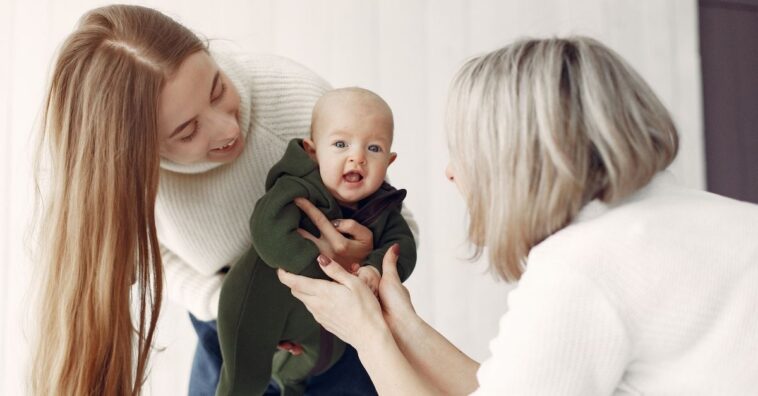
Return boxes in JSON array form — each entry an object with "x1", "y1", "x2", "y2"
[
  {"x1": 280, "y1": 36, "x2": 758, "y2": 394},
  {"x1": 32, "y1": 5, "x2": 411, "y2": 395}
]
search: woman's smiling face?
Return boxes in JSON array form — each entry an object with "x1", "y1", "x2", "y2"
[{"x1": 158, "y1": 51, "x2": 243, "y2": 165}]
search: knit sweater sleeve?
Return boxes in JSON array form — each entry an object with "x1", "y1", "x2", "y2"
[
  {"x1": 160, "y1": 243, "x2": 224, "y2": 321},
  {"x1": 472, "y1": 264, "x2": 632, "y2": 395}
]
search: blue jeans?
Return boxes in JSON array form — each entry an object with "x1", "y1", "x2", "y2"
[{"x1": 188, "y1": 313, "x2": 377, "y2": 396}]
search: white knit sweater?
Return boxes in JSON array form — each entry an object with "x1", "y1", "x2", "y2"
[
  {"x1": 473, "y1": 173, "x2": 758, "y2": 395},
  {"x1": 156, "y1": 50, "x2": 332, "y2": 320}
]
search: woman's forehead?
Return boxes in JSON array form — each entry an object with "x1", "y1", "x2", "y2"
[{"x1": 157, "y1": 52, "x2": 217, "y2": 138}]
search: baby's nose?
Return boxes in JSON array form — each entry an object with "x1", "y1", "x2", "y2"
[{"x1": 349, "y1": 153, "x2": 366, "y2": 164}]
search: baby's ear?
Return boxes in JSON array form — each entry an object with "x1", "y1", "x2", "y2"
[
  {"x1": 303, "y1": 138, "x2": 318, "y2": 159},
  {"x1": 388, "y1": 152, "x2": 397, "y2": 166}
]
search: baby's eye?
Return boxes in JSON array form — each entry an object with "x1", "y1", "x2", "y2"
[
  {"x1": 334, "y1": 140, "x2": 347, "y2": 148},
  {"x1": 368, "y1": 144, "x2": 382, "y2": 153}
]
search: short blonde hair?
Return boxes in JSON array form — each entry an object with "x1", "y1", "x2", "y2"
[{"x1": 446, "y1": 37, "x2": 678, "y2": 281}]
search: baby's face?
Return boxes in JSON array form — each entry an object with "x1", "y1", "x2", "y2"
[{"x1": 305, "y1": 101, "x2": 396, "y2": 207}]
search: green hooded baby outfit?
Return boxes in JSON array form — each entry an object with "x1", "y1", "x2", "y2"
[{"x1": 216, "y1": 138, "x2": 416, "y2": 396}]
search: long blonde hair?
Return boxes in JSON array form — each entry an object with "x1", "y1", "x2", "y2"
[
  {"x1": 32, "y1": 5, "x2": 206, "y2": 395},
  {"x1": 446, "y1": 37, "x2": 678, "y2": 281}
]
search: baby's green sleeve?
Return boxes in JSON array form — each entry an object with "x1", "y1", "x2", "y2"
[
  {"x1": 363, "y1": 210, "x2": 416, "y2": 282},
  {"x1": 250, "y1": 176, "x2": 320, "y2": 275}
]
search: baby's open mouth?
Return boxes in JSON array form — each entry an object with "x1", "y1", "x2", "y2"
[{"x1": 343, "y1": 171, "x2": 364, "y2": 183}]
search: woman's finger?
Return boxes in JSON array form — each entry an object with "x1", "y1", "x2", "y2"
[
  {"x1": 333, "y1": 219, "x2": 372, "y2": 241},
  {"x1": 296, "y1": 228, "x2": 325, "y2": 249},
  {"x1": 294, "y1": 198, "x2": 346, "y2": 244},
  {"x1": 296, "y1": 227, "x2": 316, "y2": 241},
  {"x1": 381, "y1": 244, "x2": 402, "y2": 283},
  {"x1": 291, "y1": 289, "x2": 319, "y2": 307},
  {"x1": 277, "y1": 268, "x2": 331, "y2": 296},
  {"x1": 317, "y1": 255, "x2": 360, "y2": 288}
]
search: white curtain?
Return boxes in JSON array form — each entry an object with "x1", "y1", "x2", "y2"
[{"x1": 0, "y1": 1, "x2": 702, "y2": 394}]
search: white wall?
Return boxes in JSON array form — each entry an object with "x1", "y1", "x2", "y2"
[{"x1": 0, "y1": 1, "x2": 702, "y2": 395}]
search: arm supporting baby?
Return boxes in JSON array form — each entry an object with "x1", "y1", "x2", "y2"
[
  {"x1": 292, "y1": 197, "x2": 374, "y2": 270},
  {"x1": 279, "y1": 202, "x2": 480, "y2": 395},
  {"x1": 251, "y1": 178, "x2": 372, "y2": 274}
]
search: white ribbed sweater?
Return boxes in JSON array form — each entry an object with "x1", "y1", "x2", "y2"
[
  {"x1": 156, "y1": 50, "x2": 332, "y2": 320},
  {"x1": 473, "y1": 173, "x2": 758, "y2": 395}
]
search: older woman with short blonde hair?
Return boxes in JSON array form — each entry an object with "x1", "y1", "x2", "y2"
[{"x1": 280, "y1": 36, "x2": 758, "y2": 395}]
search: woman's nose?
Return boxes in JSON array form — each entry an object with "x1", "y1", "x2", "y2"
[{"x1": 207, "y1": 109, "x2": 239, "y2": 140}]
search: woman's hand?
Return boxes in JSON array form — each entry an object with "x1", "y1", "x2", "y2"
[
  {"x1": 355, "y1": 265, "x2": 381, "y2": 296},
  {"x1": 278, "y1": 253, "x2": 389, "y2": 350},
  {"x1": 376, "y1": 245, "x2": 418, "y2": 334},
  {"x1": 280, "y1": 247, "x2": 445, "y2": 396},
  {"x1": 294, "y1": 197, "x2": 373, "y2": 269}
]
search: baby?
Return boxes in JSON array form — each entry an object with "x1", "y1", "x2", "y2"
[
  {"x1": 216, "y1": 87, "x2": 416, "y2": 396},
  {"x1": 303, "y1": 87, "x2": 402, "y2": 292}
]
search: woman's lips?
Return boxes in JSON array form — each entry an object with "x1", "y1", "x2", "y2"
[{"x1": 211, "y1": 137, "x2": 238, "y2": 153}]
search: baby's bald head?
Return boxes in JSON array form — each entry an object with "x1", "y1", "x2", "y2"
[
  {"x1": 310, "y1": 87, "x2": 394, "y2": 143},
  {"x1": 304, "y1": 87, "x2": 398, "y2": 206}
]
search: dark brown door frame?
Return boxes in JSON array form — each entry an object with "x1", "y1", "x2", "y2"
[{"x1": 699, "y1": 0, "x2": 758, "y2": 203}]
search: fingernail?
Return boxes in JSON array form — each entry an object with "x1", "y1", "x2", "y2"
[
  {"x1": 317, "y1": 255, "x2": 331, "y2": 266},
  {"x1": 332, "y1": 219, "x2": 340, "y2": 228},
  {"x1": 391, "y1": 244, "x2": 400, "y2": 255}
]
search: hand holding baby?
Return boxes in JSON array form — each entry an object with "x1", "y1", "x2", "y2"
[{"x1": 353, "y1": 265, "x2": 381, "y2": 296}]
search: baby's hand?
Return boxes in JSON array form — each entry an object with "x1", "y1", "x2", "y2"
[{"x1": 354, "y1": 265, "x2": 381, "y2": 296}]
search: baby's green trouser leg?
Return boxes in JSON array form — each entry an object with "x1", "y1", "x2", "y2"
[{"x1": 216, "y1": 251, "x2": 294, "y2": 396}]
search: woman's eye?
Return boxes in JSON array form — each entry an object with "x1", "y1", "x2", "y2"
[
  {"x1": 368, "y1": 144, "x2": 382, "y2": 153},
  {"x1": 181, "y1": 121, "x2": 199, "y2": 142},
  {"x1": 212, "y1": 83, "x2": 226, "y2": 102},
  {"x1": 334, "y1": 141, "x2": 346, "y2": 148}
]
